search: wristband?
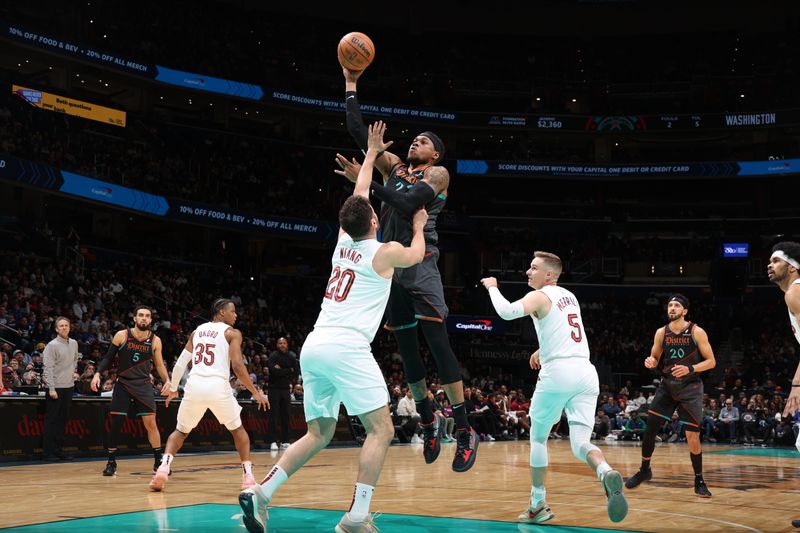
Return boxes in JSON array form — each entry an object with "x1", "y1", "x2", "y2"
[
  {"x1": 688, "y1": 364, "x2": 695, "y2": 374},
  {"x1": 792, "y1": 384, "x2": 800, "y2": 388}
]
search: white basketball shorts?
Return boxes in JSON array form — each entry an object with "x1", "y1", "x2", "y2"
[{"x1": 300, "y1": 327, "x2": 389, "y2": 421}]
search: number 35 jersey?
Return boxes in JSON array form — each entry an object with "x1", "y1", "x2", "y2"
[
  {"x1": 313, "y1": 233, "x2": 391, "y2": 343},
  {"x1": 531, "y1": 285, "x2": 591, "y2": 365},
  {"x1": 190, "y1": 321, "x2": 232, "y2": 380}
]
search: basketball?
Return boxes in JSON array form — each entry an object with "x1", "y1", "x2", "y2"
[{"x1": 337, "y1": 31, "x2": 375, "y2": 71}]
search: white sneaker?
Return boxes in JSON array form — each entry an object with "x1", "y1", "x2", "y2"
[
  {"x1": 335, "y1": 512, "x2": 379, "y2": 533},
  {"x1": 279, "y1": 443, "x2": 290, "y2": 450},
  {"x1": 487, "y1": 435, "x2": 496, "y2": 442},
  {"x1": 410, "y1": 434, "x2": 423, "y2": 444},
  {"x1": 270, "y1": 442, "x2": 278, "y2": 451},
  {"x1": 239, "y1": 484, "x2": 269, "y2": 533},
  {"x1": 517, "y1": 501, "x2": 554, "y2": 524},
  {"x1": 241, "y1": 472, "x2": 256, "y2": 490}
]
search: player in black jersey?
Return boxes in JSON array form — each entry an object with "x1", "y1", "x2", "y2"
[
  {"x1": 336, "y1": 66, "x2": 478, "y2": 472},
  {"x1": 625, "y1": 294, "x2": 716, "y2": 498},
  {"x1": 91, "y1": 305, "x2": 171, "y2": 476}
]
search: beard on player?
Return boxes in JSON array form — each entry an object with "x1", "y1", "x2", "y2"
[
  {"x1": 668, "y1": 312, "x2": 681, "y2": 322},
  {"x1": 135, "y1": 318, "x2": 151, "y2": 331}
]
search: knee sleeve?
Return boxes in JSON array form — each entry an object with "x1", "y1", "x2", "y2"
[
  {"x1": 642, "y1": 413, "x2": 664, "y2": 458},
  {"x1": 393, "y1": 327, "x2": 426, "y2": 384},
  {"x1": 569, "y1": 423, "x2": 599, "y2": 463},
  {"x1": 530, "y1": 439, "x2": 548, "y2": 467},
  {"x1": 420, "y1": 321, "x2": 462, "y2": 384},
  {"x1": 530, "y1": 422, "x2": 550, "y2": 467}
]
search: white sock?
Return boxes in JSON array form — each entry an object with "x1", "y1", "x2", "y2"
[
  {"x1": 242, "y1": 461, "x2": 253, "y2": 476},
  {"x1": 348, "y1": 482, "x2": 374, "y2": 521},
  {"x1": 531, "y1": 484, "x2": 546, "y2": 507},
  {"x1": 259, "y1": 465, "x2": 288, "y2": 500},
  {"x1": 596, "y1": 461, "x2": 613, "y2": 481},
  {"x1": 160, "y1": 453, "x2": 173, "y2": 468}
]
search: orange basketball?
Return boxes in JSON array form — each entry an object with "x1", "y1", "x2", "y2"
[{"x1": 337, "y1": 32, "x2": 375, "y2": 71}]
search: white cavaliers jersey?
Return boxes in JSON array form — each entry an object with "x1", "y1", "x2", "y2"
[
  {"x1": 531, "y1": 285, "x2": 591, "y2": 364},
  {"x1": 189, "y1": 321, "x2": 232, "y2": 380},
  {"x1": 313, "y1": 233, "x2": 391, "y2": 342},
  {"x1": 790, "y1": 279, "x2": 800, "y2": 344}
]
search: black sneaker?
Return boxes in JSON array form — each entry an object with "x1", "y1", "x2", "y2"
[
  {"x1": 624, "y1": 467, "x2": 652, "y2": 489},
  {"x1": 694, "y1": 477, "x2": 712, "y2": 498},
  {"x1": 452, "y1": 427, "x2": 479, "y2": 472},
  {"x1": 420, "y1": 416, "x2": 441, "y2": 464},
  {"x1": 102, "y1": 459, "x2": 117, "y2": 476},
  {"x1": 791, "y1": 519, "x2": 800, "y2": 528}
]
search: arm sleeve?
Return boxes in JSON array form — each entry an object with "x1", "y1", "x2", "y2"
[
  {"x1": 96, "y1": 343, "x2": 120, "y2": 374},
  {"x1": 487, "y1": 287, "x2": 526, "y2": 321},
  {"x1": 370, "y1": 180, "x2": 435, "y2": 217},
  {"x1": 169, "y1": 349, "x2": 192, "y2": 393},
  {"x1": 345, "y1": 91, "x2": 369, "y2": 152}
]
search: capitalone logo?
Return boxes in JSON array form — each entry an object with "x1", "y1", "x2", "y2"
[
  {"x1": 91, "y1": 186, "x2": 113, "y2": 197},
  {"x1": 183, "y1": 77, "x2": 205, "y2": 86},
  {"x1": 456, "y1": 319, "x2": 494, "y2": 331}
]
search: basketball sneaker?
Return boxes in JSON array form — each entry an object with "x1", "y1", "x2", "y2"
[
  {"x1": 791, "y1": 519, "x2": 800, "y2": 528},
  {"x1": 624, "y1": 467, "x2": 652, "y2": 489},
  {"x1": 694, "y1": 477, "x2": 712, "y2": 498},
  {"x1": 517, "y1": 502, "x2": 554, "y2": 524},
  {"x1": 102, "y1": 458, "x2": 116, "y2": 476},
  {"x1": 239, "y1": 485, "x2": 269, "y2": 533},
  {"x1": 148, "y1": 464, "x2": 170, "y2": 492},
  {"x1": 335, "y1": 512, "x2": 379, "y2": 533},
  {"x1": 270, "y1": 442, "x2": 279, "y2": 451},
  {"x1": 601, "y1": 470, "x2": 628, "y2": 522},
  {"x1": 241, "y1": 472, "x2": 257, "y2": 490},
  {"x1": 452, "y1": 427, "x2": 479, "y2": 472},
  {"x1": 420, "y1": 416, "x2": 441, "y2": 464}
]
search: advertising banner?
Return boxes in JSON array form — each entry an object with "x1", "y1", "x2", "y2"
[
  {"x1": 0, "y1": 155, "x2": 338, "y2": 240},
  {"x1": 13, "y1": 84, "x2": 126, "y2": 127},
  {"x1": 457, "y1": 158, "x2": 800, "y2": 179},
  {"x1": 0, "y1": 397, "x2": 353, "y2": 461},
  {"x1": 446, "y1": 315, "x2": 506, "y2": 335}
]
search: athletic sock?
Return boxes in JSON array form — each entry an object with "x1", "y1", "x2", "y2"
[
  {"x1": 690, "y1": 452, "x2": 703, "y2": 477},
  {"x1": 596, "y1": 461, "x2": 613, "y2": 482},
  {"x1": 242, "y1": 461, "x2": 253, "y2": 476},
  {"x1": 348, "y1": 482, "x2": 374, "y2": 522},
  {"x1": 160, "y1": 453, "x2": 173, "y2": 469},
  {"x1": 415, "y1": 397, "x2": 435, "y2": 424},
  {"x1": 640, "y1": 458, "x2": 651, "y2": 471},
  {"x1": 260, "y1": 465, "x2": 288, "y2": 500},
  {"x1": 452, "y1": 402, "x2": 469, "y2": 430},
  {"x1": 153, "y1": 447, "x2": 163, "y2": 461},
  {"x1": 531, "y1": 484, "x2": 546, "y2": 508},
  {"x1": 107, "y1": 449, "x2": 117, "y2": 461}
]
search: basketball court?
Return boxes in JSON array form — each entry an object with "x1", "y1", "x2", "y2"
[{"x1": 1, "y1": 440, "x2": 796, "y2": 532}]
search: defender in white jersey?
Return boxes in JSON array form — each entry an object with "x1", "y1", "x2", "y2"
[
  {"x1": 240, "y1": 121, "x2": 428, "y2": 533},
  {"x1": 482, "y1": 251, "x2": 627, "y2": 524},
  {"x1": 767, "y1": 241, "x2": 800, "y2": 530},
  {"x1": 148, "y1": 299, "x2": 269, "y2": 492}
]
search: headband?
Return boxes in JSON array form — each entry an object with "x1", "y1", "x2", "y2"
[
  {"x1": 669, "y1": 295, "x2": 689, "y2": 308},
  {"x1": 771, "y1": 250, "x2": 800, "y2": 270},
  {"x1": 419, "y1": 131, "x2": 445, "y2": 162}
]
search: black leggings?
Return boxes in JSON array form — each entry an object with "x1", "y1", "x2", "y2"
[{"x1": 393, "y1": 321, "x2": 462, "y2": 385}]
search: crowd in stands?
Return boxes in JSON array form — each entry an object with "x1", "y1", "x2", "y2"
[
  {"x1": 5, "y1": 1, "x2": 799, "y2": 114},
  {"x1": 2, "y1": 240, "x2": 798, "y2": 448}
]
